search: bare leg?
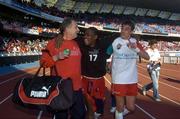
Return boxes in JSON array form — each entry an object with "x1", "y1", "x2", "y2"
[{"x1": 125, "y1": 96, "x2": 136, "y2": 112}]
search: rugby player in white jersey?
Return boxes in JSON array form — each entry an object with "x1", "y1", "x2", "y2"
[{"x1": 107, "y1": 20, "x2": 149, "y2": 119}]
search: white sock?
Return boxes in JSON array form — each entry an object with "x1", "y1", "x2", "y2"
[
  {"x1": 115, "y1": 110, "x2": 123, "y2": 119},
  {"x1": 94, "y1": 112, "x2": 101, "y2": 119},
  {"x1": 53, "y1": 115, "x2": 56, "y2": 119},
  {"x1": 110, "y1": 107, "x2": 116, "y2": 113},
  {"x1": 123, "y1": 108, "x2": 130, "y2": 116}
]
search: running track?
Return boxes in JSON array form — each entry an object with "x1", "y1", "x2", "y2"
[{"x1": 0, "y1": 63, "x2": 179, "y2": 119}]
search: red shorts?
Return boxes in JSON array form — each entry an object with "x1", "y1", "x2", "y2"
[
  {"x1": 82, "y1": 76, "x2": 105, "y2": 99},
  {"x1": 111, "y1": 83, "x2": 138, "y2": 96}
]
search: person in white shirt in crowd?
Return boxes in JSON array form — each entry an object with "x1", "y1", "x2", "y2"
[
  {"x1": 142, "y1": 40, "x2": 162, "y2": 102},
  {"x1": 107, "y1": 20, "x2": 149, "y2": 119}
]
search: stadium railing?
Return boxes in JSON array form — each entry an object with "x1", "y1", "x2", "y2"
[
  {"x1": 160, "y1": 51, "x2": 180, "y2": 64},
  {"x1": 0, "y1": 52, "x2": 41, "y2": 67}
]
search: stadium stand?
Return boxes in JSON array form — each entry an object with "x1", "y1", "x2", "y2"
[
  {"x1": 0, "y1": 0, "x2": 180, "y2": 67},
  {"x1": 0, "y1": 1, "x2": 180, "y2": 119}
]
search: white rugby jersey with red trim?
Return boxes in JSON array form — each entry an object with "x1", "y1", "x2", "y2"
[{"x1": 107, "y1": 37, "x2": 139, "y2": 84}]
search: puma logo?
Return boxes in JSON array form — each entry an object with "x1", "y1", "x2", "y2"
[
  {"x1": 30, "y1": 86, "x2": 52, "y2": 98},
  {"x1": 42, "y1": 86, "x2": 51, "y2": 95}
]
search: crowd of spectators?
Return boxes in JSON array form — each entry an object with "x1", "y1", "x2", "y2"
[
  {"x1": 138, "y1": 23, "x2": 180, "y2": 34},
  {"x1": 1, "y1": 0, "x2": 180, "y2": 55},
  {"x1": 1, "y1": 18, "x2": 60, "y2": 35},
  {"x1": 140, "y1": 40, "x2": 180, "y2": 51},
  {"x1": 75, "y1": 13, "x2": 180, "y2": 35},
  {"x1": 16, "y1": 0, "x2": 61, "y2": 16},
  {"x1": 15, "y1": 0, "x2": 180, "y2": 35},
  {"x1": 0, "y1": 35, "x2": 179, "y2": 57},
  {"x1": 0, "y1": 37, "x2": 48, "y2": 56}
]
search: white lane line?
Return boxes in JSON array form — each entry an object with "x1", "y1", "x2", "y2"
[
  {"x1": 105, "y1": 73, "x2": 180, "y2": 99},
  {"x1": 105, "y1": 73, "x2": 180, "y2": 109},
  {"x1": 135, "y1": 104, "x2": 156, "y2": 119},
  {"x1": 104, "y1": 76, "x2": 111, "y2": 85},
  {"x1": 161, "y1": 68, "x2": 180, "y2": 73},
  {"x1": 138, "y1": 83, "x2": 180, "y2": 106},
  {"x1": 0, "y1": 71, "x2": 50, "y2": 105},
  {"x1": 138, "y1": 64, "x2": 180, "y2": 73},
  {"x1": 138, "y1": 66, "x2": 180, "y2": 89},
  {"x1": 37, "y1": 110, "x2": 43, "y2": 119},
  {"x1": 138, "y1": 72, "x2": 180, "y2": 91},
  {"x1": 0, "y1": 93, "x2": 13, "y2": 105},
  {"x1": 0, "y1": 69, "x2": 36, "y2": 85},
  {"x1": 0, "y1": 94, "x2": 44, "y2": 119},
  {"x1": 138, "y1": 65, "x2": 178, "y2": 80},
  {"x1": 104, "y1": 76, "x2": 156, "y2": 119}
]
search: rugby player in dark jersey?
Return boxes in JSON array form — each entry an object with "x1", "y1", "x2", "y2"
[{"x1": 76, "y1": 27, "x2": 114, "y2": 119}]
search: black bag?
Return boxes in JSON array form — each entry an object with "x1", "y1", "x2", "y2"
[{"x1": 12, "y1": 66, "x2": 74, "y2": 111}]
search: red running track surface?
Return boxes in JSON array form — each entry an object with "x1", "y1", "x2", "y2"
[{"x1": 0, "y1": 63, "x2": 179, "y2": 119}]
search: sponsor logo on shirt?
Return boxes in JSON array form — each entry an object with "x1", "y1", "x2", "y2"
[
  {"x1": 117, "y1": 43, "x2": 122, "y2": 49},
  {"x1": 114, "y1": 53, "x2": 138, "y2": 59},
  {"x1": 70, "y1": 47, "x2": 81, "y2": 56}
]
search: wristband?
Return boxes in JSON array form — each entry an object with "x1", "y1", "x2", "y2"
[{"x1": 52, "y1": 55, "x2": 59, "y2": 61}]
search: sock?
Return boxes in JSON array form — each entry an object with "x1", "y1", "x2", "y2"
[
  {"x1": 115, "y1": 110, "x2": 123, "y2": 119},
  {"x1": 123, "y1": 108, "x2": 130, "y2": 116}
]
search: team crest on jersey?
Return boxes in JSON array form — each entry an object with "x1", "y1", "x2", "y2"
[{"x1": 117, "y1": 43, "x2": 122, "y2": 49}]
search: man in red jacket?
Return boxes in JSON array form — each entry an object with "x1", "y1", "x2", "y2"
[{"x1": 40, "y1": 18, "x2": 86, "y2": 119}]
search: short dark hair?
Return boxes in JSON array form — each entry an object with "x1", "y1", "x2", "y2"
[
  {"x1": 149, "y1": 40, "x2": 157, "y2": 46},
  {"x1": 87, "y1": 27, "x2": 98, "y2": 36},
  {"x1": 122, "y1": 20, "x2": 135, "y2": 31}
]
